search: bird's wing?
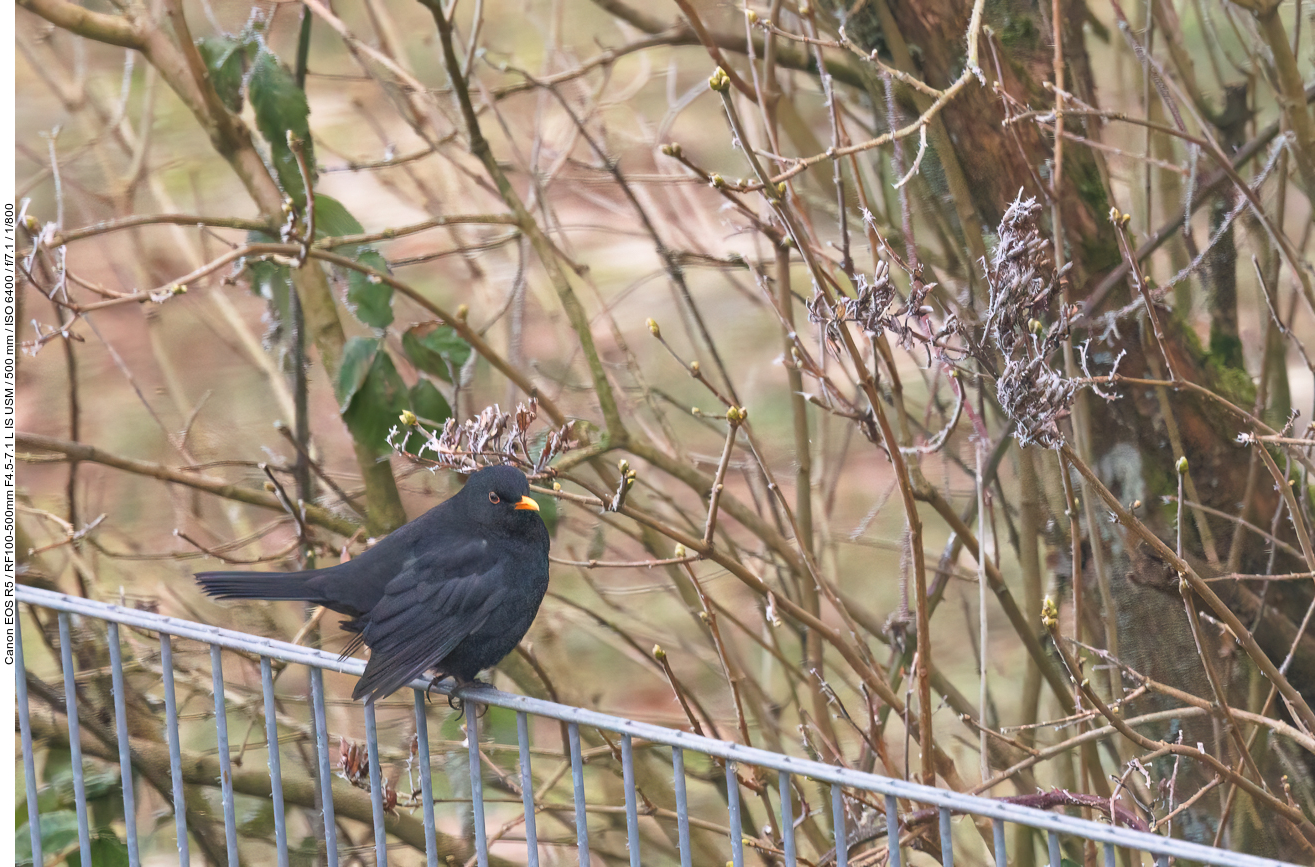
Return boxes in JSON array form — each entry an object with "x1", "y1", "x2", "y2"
[{"x1": 350, "y1": 541, "x2": 508, "y2": 702}]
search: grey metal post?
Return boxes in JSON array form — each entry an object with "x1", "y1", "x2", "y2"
[
  {"x1": 568, "y1": 721, "x2": 589, "y2": 867},
  {"x1": 58, "y1": 613, "x2": 91, "y2": 866},
  {"x1": 364, "y1": 700, "x2": 388, "y2": 867},
  {"x1": 415, "y1": 690, "x2": 439, "y2": 867},
  {"x1": 467, "y1": 699, "x2": 489, "y2": 867},
  {"x1": 17, "y1": 612, "x2": 43, "y2": 867},
  {"x1": 309, "y1": 667, "x2": 339, "y2": 867},
  {"x1": 779, "y1": 772, "x2": 797, "y2": 867},
  {"x1": 621, "y1": 733, "x2": 639, "y2": 867},
  {"x1": 260, "y1": 657, "x2": 289, "y2": 867},
  {"x1": 939, "y1": 806, "x2": 953, "y2": 867},
  {"x1": 517, "y1": 711, "x2": 540, "y2": 867},
  {"x1": 728, "y1": 761, "x2": 744, "y2": 867},
  {"x1": 886, "y1": 794, "x2": 901, "y2": 867},
  {"x1": 210, "y1": 643, "x2": 240, "y2": 866},
  {"x1": 107, "y1": 622, "x2": 141, "y2": 867},
  {"x1": 672, "y1": 746, "x2": 692, "y2": 867},
  {"x1": 159, "y1": 633, "x2": 189, "y2": 867},
  {"x1": 832, "y1": 784, "x2": 848, "y2": 867}
]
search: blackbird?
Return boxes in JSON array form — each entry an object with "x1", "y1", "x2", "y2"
[{"x1": 196, "y1": 465, "x2": 550, "y2": 703}]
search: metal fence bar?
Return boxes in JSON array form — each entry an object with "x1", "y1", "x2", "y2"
[
  {"x1": 778, "y1": 771, "x2": 796, "y2": 867},
  {"x1": 832, "y1": 784, "x2": 848, "y2": 867},
  {"x1": 158, "y1": 634, "x2": 189, "y2": 867},
  {"x1": 568, "y1": 721, "x2": 589, "y2": 867},
  {"x1": 728, "y1": 761, "x2": 745, "y2": 867},
  {"x1": 17, "y1": 612, "x2": 42, "y2": 867},
  {"x1": 939, "y1": 806, "x2": 953, "y2": 867},
  {"x1": 468, "y1": 700, "x2": 489, "y2": 867},
  {"x1": 517, "y1": 711, "x2": 541, "y2": 867},
  {"x1": 672, "y1": 746, "x2": 692, "y2": 867},
  {"x1": 1048, "y1": 830, "x2": 1061, "y2": 867},
  {"x1": 57, "y1": 613, "x2": 92, "y2": 866},
  {"x1": 260, "y1": 657, "x2": 290, "y2": 867},
  {"x1": 15, "y1": 587, "x2": 1301, "y2": 867},
  {"x1": 992, "y1": 817, "x2": 1006, "y2": 867},
  {"x1": 1105, "y1": 842, "x2": 1117, "y2": 867},
  {"x1": 309, "y1": 666, "x2": 339, "y2": 867},
  {"x1": 209, "y1": 643, "x2": 240, "y2": 866},
  {"x1": 364, "y1": 700, "x2": 388, "y2": 867},
  {"x1": 886, "y1": 794, "x2": 900, "y2": 867},
  {"x1": 417, "y1": 691, "x2": 439, "y2": 867},
  {"x1": 106, "y1": 623, "x2": 141, "y2": 867},
  {"x1": 621, "y1": 733, "x2": 639, "y2": 867}
]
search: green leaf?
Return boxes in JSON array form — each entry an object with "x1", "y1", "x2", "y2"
[
  {"x1": 69, "y1": 832, "x2": 131, "y2": 867},
  {"x1": 335, "y1": 337, "x2": 381, "y2": 408},
  {"x1": 401, "y1": 323, "x2": 472, "y2": 383},
  {"x1": 249, "y1": 50, "x2": 314, "y2": 206},
  {"x1": 313, "y1": 194, "x2": 394, "y2": 328},
  {"x1": 17, "y1": 810, "x2": 80, "y2": 866},
  {"x1": 410, "y1": 378, "x2": 453, "y2": 427},
  {"x1": 197, "y1": 36, "x2": 253, "y2": 113},
  {"x1": 312, "y1": 193, "x2": 365, "y2": 242},
  {"x1": 347, "y1": 250, "x2": 394, "y2": 328},
  {"x1": 246, "y1": 229, "x2": 294, "y2": 353},
  {"x1": 339, "y1": 342, "x2": 409, "y2": 455},
  {"x1": 290, "y1": 835, "x2": 325, "y2": 867},
  {"x1": 239, "y1": 799, "x2": 276, "y2": 837},
  {"x1": 402, "y1": 378, "x2": 452, "y2": 452},
  {"x1": 530, "y1": 491, "x2": 559, "y2": 537}
]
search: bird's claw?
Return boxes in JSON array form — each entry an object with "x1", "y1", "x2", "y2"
[
  {"x1": 425, "y1": 674, "x2": 454, "y2": 705},
  {"x1": 447, "y1": 678, "x2": 491, "y2": 716}
]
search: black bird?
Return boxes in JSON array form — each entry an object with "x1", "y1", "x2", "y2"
[{"x1": 196, "y1": 465, "x2": 550, "y2": 703}]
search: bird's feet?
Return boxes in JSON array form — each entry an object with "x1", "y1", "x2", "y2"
[
  {"x1": 424, "y1": 674, "x2": 455, "y2": 705},
  {"x1": 445, "y1": 677, "x2": 491, "y2": 716}
]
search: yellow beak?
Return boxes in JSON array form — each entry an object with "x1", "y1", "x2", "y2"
[{"x1": 515, "y1": 496, "x2": 540, "y2": 512}]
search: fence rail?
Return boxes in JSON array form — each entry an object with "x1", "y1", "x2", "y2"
[{"x1": 14, "y1": 584, "x2": 1297, "y2": 867}]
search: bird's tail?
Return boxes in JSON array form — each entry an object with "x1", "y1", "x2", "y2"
[{"x1": 195, "y1": 570, "x2": 322, "y2": 602}]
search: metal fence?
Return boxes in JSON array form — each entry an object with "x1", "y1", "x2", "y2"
[{"x1": 15, "y1": 584, "x2": 1297, "y2": 867}]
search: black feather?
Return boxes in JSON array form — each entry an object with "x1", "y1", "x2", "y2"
[{"x1": 195, "y1": 465, "x2": 550, "y2": 703}]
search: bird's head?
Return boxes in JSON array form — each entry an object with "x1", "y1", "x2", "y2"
[{"x1": 461, "y1": 465, "x2": 544, "y2": 533}]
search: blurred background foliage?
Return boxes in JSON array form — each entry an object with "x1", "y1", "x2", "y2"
[{"x1": 13, "y1": 0, "x2": 1315, "y2": 864}]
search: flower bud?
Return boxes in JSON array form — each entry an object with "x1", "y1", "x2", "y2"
[
  {"x1": 647, "y1": 318, "x2": 661, "y2": 337},
  {"x1": 399, "y1": 410, "x2": 418, "y2": 426}
]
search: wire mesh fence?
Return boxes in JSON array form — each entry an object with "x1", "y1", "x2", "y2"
[{"x1": 15, "y1": 584, "x2": 1297, "y2": 867}]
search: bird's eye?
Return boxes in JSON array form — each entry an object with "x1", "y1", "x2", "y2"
[{"x1": 489, "y1": 492, "x2": 500, "y2": 504}]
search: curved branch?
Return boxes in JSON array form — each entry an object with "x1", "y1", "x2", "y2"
[{"x1": 18, "y1": 432, "x2": 360, "y2": 537}]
